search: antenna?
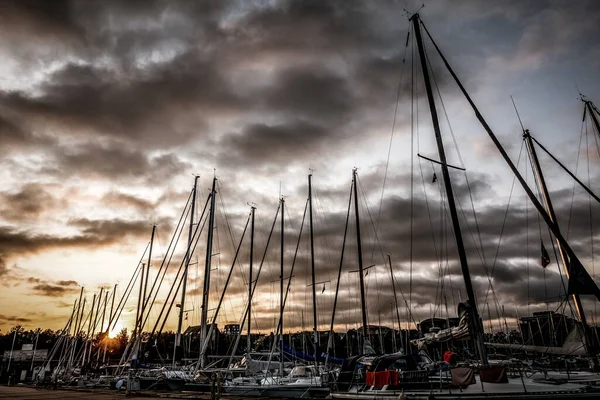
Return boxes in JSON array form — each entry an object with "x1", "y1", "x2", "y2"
[
  {"x1": 403, "y1": 3, "x2": 425, "y2": 18},
  {"x1": 510, "y1": 95, "x2": 526, "y2": 134},
  {"x1": 574, "y1": 80, "x2": 585, "y2": 100}
]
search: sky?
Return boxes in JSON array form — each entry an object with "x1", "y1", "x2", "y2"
[{"x1": 1, "y1": 0, "x2": 600, "y2": 337}]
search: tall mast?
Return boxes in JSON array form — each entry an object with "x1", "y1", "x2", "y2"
[
  {"x1": 135, "y1": 263, "x2": 145, "y2": 339},
  {"x1": 106, "y1": 284, "x2": 117, "y2": 335},
  {"x1": 279, "y1": 196, "x2": 285, "y2": 375},
  {"x1": 174, "y1": 175, "x2": 199, "y2": 365},
  {"x1": 524, "y1": 130, "x2": 591, "y2": 332},
  {"x1": 352, "y1": 169, "x2": 369, "y2": 344},
  {"x1": 83, "y1": 293, "x2": 96, "y2": 365},
  {"x1": 97, "y1": 293, "x2": 108, "y2": 362},
  {"x1": 142, "y1": 225, "x2": 156, "y2": 319},
  {"x1": 411, "y1": 13, "x2": 488, "y2": 364},
  {"x1": 89, "y1": 287, "x2": 103, "y2": 364},
  {"x1": 70, "y1": 287, "x2": 84, "y2": 368},
  {"x1": 417, "y1": 11, "x2": 600, "y2": 309},
  {"x1": 308, "y1": 173, "x2": 319, "y2": 365},
  {"x1": 248, "y1": 205, "x2": 256, "y2": 354},
  {"x1": 200, "y1": 176, "x2": 217, "y2": 365}
]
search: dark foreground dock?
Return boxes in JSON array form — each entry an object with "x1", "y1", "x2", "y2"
[
  {"x1": 0, "y1": 385, "x2": 293, "y2": 399},
  {"x1": 0, "y1": 385, "x2": 149, "y2": 399}
]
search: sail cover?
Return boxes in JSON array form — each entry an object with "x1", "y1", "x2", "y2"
[{"x1": 410, "y1": 302, "x2": 471, "y2": 349}]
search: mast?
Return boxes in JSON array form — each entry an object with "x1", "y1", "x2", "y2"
[
  {"x1": 174, "y1": 175, "x2": 199, "y2": 365},
  {"x1": 352, "y1": 169, "x2": 369, "y2": 345},
  {"x1": 200, "y1": 176, "x2": 217, "y2": 366},
  {"x1": 417, "y1": 12, "x2": 600, "y2": 303},
  {"x1": 387, "y1": 254, "x2": 404, "y2": 353},
  {"x1": 71, "y1": 287, "x2": 84, "y2": 367},
  {"x1": 248, "y1": 204, "x2": 255, "y2": 355},
  {"x1": 326, "y1": 184, "x2": 353, "y2": 365},
  {"x1": 71, "y1": 296, "x2": 85, "y2": 369},
  {"x1": 83, "y1": 293, "x2": 96, "y2": 365},
  {"x1": 97, "y1": 292, "x2": 108, "y2": 362},
  {"x1": 309, "y1": 173, "x2": 319, "y2": 365},
  {"x1": 107, "y1": 284, "x2": 117, "y2": 334},
  {"x1": 134, "y1": 263, "x2": 145, "y2": 339},
  {"x1": 524, "y1": 130, "x2": 591, "y2": 333},
  {"x1": 142, "y1": 225, "x2": 156, "y2": 319},
  {"x1": 279, "y1": 196, "x2": 285, "y2": 375},
  {"x1": 89, "y1": 287, "x2": 103, "y2": 364},
  {"x1": 411, "y1": 13, "x2": 488, "y2": 364}
]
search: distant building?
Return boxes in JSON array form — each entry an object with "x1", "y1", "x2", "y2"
[{"x1": 520, "y1": 311, "x2": 576, "y2": 347}]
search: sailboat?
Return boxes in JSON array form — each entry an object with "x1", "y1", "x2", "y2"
[
  {"x1": 330, "y1": 12, "x2": 600, "y2": 399},
  {"x1": 221, "y1": 174, "x2": 333, "y2": 398}
]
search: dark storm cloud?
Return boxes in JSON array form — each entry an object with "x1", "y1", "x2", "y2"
[
  {"x1": 219, "y1": 120, "x2": 331, "y2": 166},
  {"x1": 0, "y1": 217, "x2": 166, "y2": 257},
  {"x1": 0, "y1": 0, "x2": 82, "y2": 40},
  {"x1": 32, "y1": 283, "x2": 79, "y2": 297},
  {"x1": 1, "y1": 0, "x2": 599, "y2": 331},
  {"x1": 25, "y1": 277, "x2": 79, "y2": 297},
  {"x1": 0, "y1": 183, "x2": 58, "y2": 221},
  {"x1": 262, "y1": 66, "x2": 355, "y2": 122},
  {"x1": 1, "y1": 55, "x2": 233, "y2": 149},
  {"x1": 0, "y1": 0, "x2": 412, "y2": 174},
  {"x1": 50, "y1": 143, "x2": 192, "y2": 181},
  {"x1": 102, "y1": 192, "x2": 154, "y2": 212},
  {"x1": 0, "y1": 314, "x2": 32, "y2": 324},
  {"x1": 230, "y1": 165, "x2": 600, "y2": 329}
]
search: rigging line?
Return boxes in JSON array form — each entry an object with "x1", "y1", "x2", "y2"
[
  {"x1": 529, "y1": 135, "x2": 600, "y2": 204},
  {"x1": 141, "y1": 189, "x2": 193, "y2": 320},
  {"x1": 426, "y1": 41, "x2": 489, "y2": 273},
  {"x1": 358, "y1": 175, "x2": 388, "y2": 267},
  {"x1": 526, "y1": 144, "x2": 530, "y2": 315},
  {"x1": 416, "y1": 155, "x2": 441, "y2": 324},
  {"x1": 142, "y1": 196, "x2": 195, "y2": 332},
  {"x1": 586, "y1": 120, "x2": 597, "y2": 319},
  {"x1": 217, "y1": 180, "x2": 239, "y2": 258},
  {"x1": 227, "y1": 203, "x2": 281, "y2": 367},
  {"x1": 108, "y1": 244, "x2": 149, "y2": 332},
  {"x1": 410, "y1": 22, "x2": 416, "y2": 326},
  {"x1": 431, "y1": 162, "x2": 446, "y2": 318},
  {"x1": 357, "y1": 176, "x2": 385, "y2": 322},
  {"x1": 566, "y1": 116, "x2": 586, "y2": 241},
  {"x1": 526, "y1": 142, "x2": 567, "y2": 308},
  {"x1": 483, "y1": 141, "x2": 524, "y2": 306},
  {"x1": 280, "y1": 199, "x2": 308, "y2": 338},
  {"x1": 592, "y1": 119, "x2": 600, "y2": 174},
  {"x1": 525, "y1": 141, "x2": 551, "y2": 306},
  {"x1": 424, "y1": 33, "x2": 498, "y2": 318},
  {"x1": 375, "y1": 27, "x2": 411, "y2": 235},
  {"x1": 156, "y1": 205, "x2": 210, "y2": 336},
  {"x1": 151, "y1": 192, "x2": 211, "y2": 335}
]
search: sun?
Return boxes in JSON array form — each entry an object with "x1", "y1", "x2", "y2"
[{"x1": 108, "y1": 321, "x2": 123, "y2": 338}]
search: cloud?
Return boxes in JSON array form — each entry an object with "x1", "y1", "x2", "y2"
[
  {"x1": 0, "y1": 183, "x2": 58, "y2": 222},
  {"x1": 0, "y1": 314, "x2": 32, "y2": 324},
  {"x1": 32, "y1": 283, "x2": 79, "y2": 297},
  {"x1": 0, "y1": 217, "x2": 166, "y2": 258},
  {"x1": 0, "y1": 0, "x2": 599, "y2": 332},
  {"x1": 101, "y1": 192, "x2": 154, "y2": 212}
]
